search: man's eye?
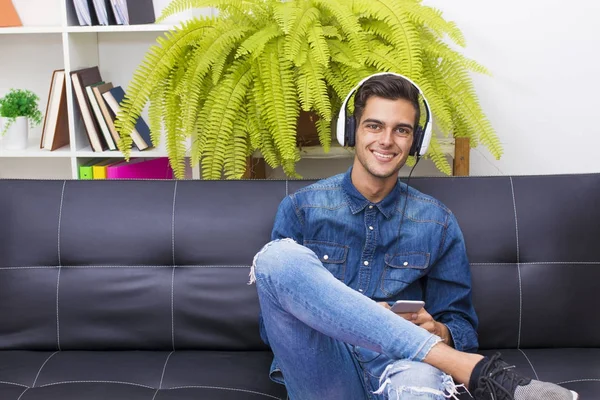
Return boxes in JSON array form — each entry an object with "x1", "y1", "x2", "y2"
[{"x1": 366, "y1": 124, "x2": 380, "y2": 130}]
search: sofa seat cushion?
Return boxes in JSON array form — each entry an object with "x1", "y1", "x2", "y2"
[
  {"x1": 458, "y1": 348, "x2": 600, "y2": 399},
  {"x1": 0, "y1": 350, "x2": 286, "y2": 400}
]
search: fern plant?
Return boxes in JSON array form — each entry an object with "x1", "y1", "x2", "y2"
[{"x1": 115, "y1": 0, "x2": 502, "y2": 179}]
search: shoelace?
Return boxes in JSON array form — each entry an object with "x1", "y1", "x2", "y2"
[{"x1": 474, "y1": 353, "x2": 523, "y2": 400}]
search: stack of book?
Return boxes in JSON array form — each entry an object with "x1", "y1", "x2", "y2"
[
  {"x1": 40, "y1": 66, "x2": 154, "y2": 152},
  {"x1": 73, "y1": 0, "x2": 156, "y2": 26},
  {"x1": 79, "y1": 157, "x2": 174, "y2": 179}
]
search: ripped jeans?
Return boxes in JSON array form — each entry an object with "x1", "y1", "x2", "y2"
[{"x1": 251, "y1": 239, "x2": 463, "y2": 400}]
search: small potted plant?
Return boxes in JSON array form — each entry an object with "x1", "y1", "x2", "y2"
[{"x1": 0, "y1": 88, "x2": 43, "y2": 150}]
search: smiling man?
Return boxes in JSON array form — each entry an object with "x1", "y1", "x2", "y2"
[{"x1": 251, "y1": 74, "x2": 578, "y2": 400}]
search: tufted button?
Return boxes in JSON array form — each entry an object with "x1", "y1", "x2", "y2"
[
  {"x1": 323, "y1": 255, "x2": 329, "y2": 260},
  {"x1": 363, "y1": 261, "x2": 369, "y2": 266}
]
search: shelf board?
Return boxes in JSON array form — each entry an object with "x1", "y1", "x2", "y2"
[
  {"x1": 0, "y1": 137, "x2": 71, "y2": 157},
  {"x1": 66, "y1": 24, "x2": 175, "y2": 33},
  {"x1": 0, "y1": 26, "x2": 63, "y2": 35},
  {"x1": 75, "y1": 146, "x2": 171, "y2": 158}
]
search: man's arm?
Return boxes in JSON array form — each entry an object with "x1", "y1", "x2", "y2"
[
  {"x1": 271, "y1": 194, "x2": 304, "y2": 242},
  {"x1": 422, "y1": 212, "x2": 479, "y2": 352}
]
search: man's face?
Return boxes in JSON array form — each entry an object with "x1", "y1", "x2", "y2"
[{"x1": 353, "y1": 96, "x2": 416, "y2": 181}]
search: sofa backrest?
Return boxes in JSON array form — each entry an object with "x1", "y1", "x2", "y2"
[{"x1": 0, "y1": 175, "x2": 598, "y2": 351}]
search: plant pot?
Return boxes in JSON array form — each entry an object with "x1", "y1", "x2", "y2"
[
  {"x1": 1, "y1": 116, "x2": 28, "y2": 150},
  {"x1": 297, "y1": 111, "x2": 336, "y2": 147}
]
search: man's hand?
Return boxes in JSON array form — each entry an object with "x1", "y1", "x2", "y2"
[{"x1": 379, "y1": 303, "x2": 453, "y2": 346}]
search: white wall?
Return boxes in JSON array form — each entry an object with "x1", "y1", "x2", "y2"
[{"x1": 424, "y1": 0, "x2": 600, "y2": 176}]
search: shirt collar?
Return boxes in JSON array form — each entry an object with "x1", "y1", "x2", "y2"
[{"x1": 341, "y1": 167, "x2": 403, "y2": 219}]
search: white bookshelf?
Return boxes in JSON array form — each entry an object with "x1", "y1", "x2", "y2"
[{"x1": 0, "y1": 0, "x2": 209, "y2": 179}]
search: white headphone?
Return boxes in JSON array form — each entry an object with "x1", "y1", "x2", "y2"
[{"x1": 336, "y1": 72, "x2": 433, "y2": 157}]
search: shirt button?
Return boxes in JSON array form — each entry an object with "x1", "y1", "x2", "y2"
[
  {"x1": 323, "y1": 255, "x2": 329, "y2": 260},
  {"x1": 359, "y1": 289, "x2": 363, "y2": 292},
  {"x1": 369, "y1": 205, "x2": 373, "y2": 209},
  {"x1": 363, "y1": 261, "x2": 369, "y2": 266},
  {"x1": 369, "y1": 226, "x2": 374, "y2": 230},
  {"x1": 403, "y1": 261, "x2": 409, "y2": 266}
]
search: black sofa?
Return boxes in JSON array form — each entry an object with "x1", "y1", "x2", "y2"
[{"x1": 0, "y1": 174, "x2": 598, "y2": 400}]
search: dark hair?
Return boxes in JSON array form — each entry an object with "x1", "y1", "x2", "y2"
[{"x1": 353, "y1": 74, "x2": 421, "y2": 130}]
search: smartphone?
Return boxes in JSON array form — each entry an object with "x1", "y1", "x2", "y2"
[{"x1": 390, "y1": 300, "x2": 425, "y2": 314}]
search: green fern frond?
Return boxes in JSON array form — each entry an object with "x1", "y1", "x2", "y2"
[
  {"x1": 326, "y1": 39, "x2": 361, "y2": 68},
  {"x1": 236, "y1": 23, "x2": 282, "y2": 60},
  {"x1": 312, "y1": 0, "x2": 367, "y2": 63},
  {"x1": 316, "y1": 116, "x2": 332, "y2": 152},
  {"x1": 440, "y1": 62, "x2": 502, "y2": 158},
  {"x1": 292, "y1": 40, "x2": 309, "y2": 67},
  {"x1": 426, "y1": 135, "x2": 452, "y2": 175},
  {"x1": 201, "y1": 58, "x2": 254, "y2": 179},
  {"x1": 178, "y1": 21, "x2": 248, "y2": 145},
  {"x1": 307, "y1": 22, "x2": 330, "y2": 67},
  {"x1": 354, "y1": 0, "x2": 422, "y2": 78},
  {"x1": 273, "y1": 1, "x2": 297, "y2": 34},
  {"x1": 422, "y1": 31, "x2": 490, "y2": 75},
  {"x1": 420, "y1": 53, "x2": 454, "y2": 136},
  {"x1": 224, "y1": 100, "x2": 251, "y2": 179},
  {"x1": 296, "y1": 47, "x2": 330, "y2": 121},
  {"x1": 323, "y1": 62, "x2": 356, "y2": 102},
  {"x1": 165, "y1": 71, "x2": 186, "y2": 178},
  {"x1": 399, "y1": 1, "x2": 466, "y2": 47},
  {"x1": 364, "y1": 40, "x2": 401, "y2": 72},
  {"x1": 157, "y1": 0, "x2": 248, "y2": 23},
  {"x1": 115, "y1": 17, "x2": 215, "y2": 156},
  {"x1": 257, "y1": 40, "x2": 299, "y2": 165},
  {"x1": 285, "y1": 4, "x2": 320, "y2": 63},
  {"x1": 322, "y1": 25, "x2": 341, "y2": 39}
]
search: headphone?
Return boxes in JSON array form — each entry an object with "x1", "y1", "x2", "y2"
[{"x1": 336, "y1": 72, "x2": 433, "y2": 158}]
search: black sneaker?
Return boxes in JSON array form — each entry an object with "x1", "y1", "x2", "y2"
[{"x1": 472, "y1": 353, "x2": 579, "y2": 400}]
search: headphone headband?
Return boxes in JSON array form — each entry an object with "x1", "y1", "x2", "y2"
[{"x1": 336, "y1": 72, "x2": 433, "y2": 157}]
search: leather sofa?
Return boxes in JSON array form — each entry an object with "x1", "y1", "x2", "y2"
[{"x1": 0, "y1": 174, "x2": 598, "y2": 399}]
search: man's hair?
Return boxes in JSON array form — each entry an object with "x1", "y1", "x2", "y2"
[{"x1": 353, "y1": 74, "x2": 421, "y2": 131}]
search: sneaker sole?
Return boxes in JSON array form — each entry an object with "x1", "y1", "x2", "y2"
[{"x1": 571, "y1": 390, "x2": 579, "y2": 400}]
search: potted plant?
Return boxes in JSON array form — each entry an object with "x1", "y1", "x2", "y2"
[
  {"x1": 0, "y1": 88, "x2": 43, "y2": 150},
  {"x1": 115, "y1": 0, "x2": 502, "y2": 179}
]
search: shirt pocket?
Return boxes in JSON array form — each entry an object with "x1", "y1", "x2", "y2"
[
  {"x1": 379, "y1": 252, "x2": 430, "y2": 297},
  {"x1": 304, "y1": 240, "x2": 348, "y2": 282}
]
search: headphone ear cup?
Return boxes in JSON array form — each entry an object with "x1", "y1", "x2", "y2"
[
  {"x1": 409, "y1": 127, "x2": 424, "y2": 156},
  {"x1": 345, "y1": 116, "x2": 356, "y2": 147}
]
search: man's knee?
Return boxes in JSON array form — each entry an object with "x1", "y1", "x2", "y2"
[
  {"x1": 249, "y1": 238, "x2": 309, "y2": 284},
  {"x1": 375, "y1": 360, "x2": 462, "y2": 399}
]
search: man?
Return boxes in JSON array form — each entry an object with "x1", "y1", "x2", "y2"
[{"x1": 251, "y1": 74, "x2": 578, "y2": 400}]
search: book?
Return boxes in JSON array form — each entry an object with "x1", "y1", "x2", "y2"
[
  {"x1": 91, "y1": 82, "x2": 121, "y2": 148},
  {"x1": 78, "y1": 159, "x2": 101, "y2": 179},
  {"x1": 107, "y1": 157, "x2": 173, "y2": 179},
  {"x1": 114, "y1": 0, "x2": 155, "y2": 25},
  {"x1": 92, "y1": 159, "x2": 118, "y2": 179},
  {"x1": 70, "y1": 66, "x2": 105, "y2": 152},
  {"x1": 102, "y1": 86, "x2": 153, "y2": 151},
  {"x1": 40, "y1": 70, "x2": 70, "y2": 151},
  {"x1": 73, "y1": 0, "x2": 99, "y2": 26},
  {"x1": 86, "y1": 82, "x2": 116, "y2": 150},
  {"x1": 0, "y1": 0, "x2": 22, "y2": 27},
  {"x1": 92, "y1": 0, "x2": 117, "y2": 25}
]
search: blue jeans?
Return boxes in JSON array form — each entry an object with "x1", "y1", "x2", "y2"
[{"x1": 252, "y1": 239, "x2": 462, "y2": 400}]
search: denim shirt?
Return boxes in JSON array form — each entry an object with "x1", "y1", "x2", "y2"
[{"x1": 265, "y1": 167, "x2": 479, "y2": 353}]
